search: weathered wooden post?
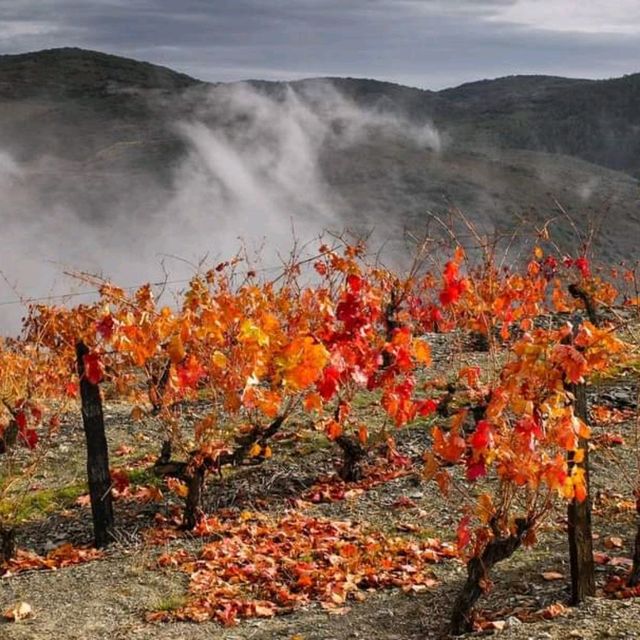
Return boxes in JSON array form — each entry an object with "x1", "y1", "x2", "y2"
[
  {"x1": 566, "y1": 284, "x2": 597, "y2": 603},
  {"x1": 76, "y1": 341, "x2": 114, "y2": 548}
]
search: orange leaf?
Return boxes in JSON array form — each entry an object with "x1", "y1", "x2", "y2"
[
  {"x1": 130, "y1": 406, "x2": 144, "y2": 422},
  {"x1": 325, "y1": 420, "x2": 343, "y2": 441},
  {"x1": 167, "y1": 334, "x2": 185, "y2": 364},
  {"x1": 303, "y1": 392, "x2": 323, "y2": 412},
  {"x1": 412, "y1": 339, "x2": 432, "y2": 365},
  {"x1": 422, "y1": 452, "x2": 438, "y2": 482},
  {"x1": 249, "y1": 442, "x2": 262, "y2": 458},
  {"x1": 166, "y1": 477, "x2": 189, "y2": 498},
  {"x1": 604, "y1": 536, "x2": 624, "y2": 549}
]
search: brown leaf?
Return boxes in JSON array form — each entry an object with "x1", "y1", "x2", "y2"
[
  {"x1": 610, "y1": 556, "x2": 632, "y2": 568},
  {"x1": 604, "y1": 536, "x2": 624, "y2": 549},
  {"x1": 392, "y1": 496, "x2": 417, "y2": 509},
  {"x1": 542, "y1": 571, "x2": 564, "y2": 581},
  {"x1": 75, "y1": 494, "x2": 91, "y2": 507},
  {"x1": 115, "y1": 443, "x2": 134, "y2": 456}
]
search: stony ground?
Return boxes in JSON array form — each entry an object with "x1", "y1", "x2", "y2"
[{"x1": 1, "y1": 332, "x2": 640, "y2": 640}]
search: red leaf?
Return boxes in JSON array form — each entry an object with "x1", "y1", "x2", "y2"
[
  {"x1": 456, "y1": 515, "x2": 471, "y2": 550},
  {"x1": 65, "y1": 382, "x2": 78, "y2": 398},
  {"x1": 96, "y1": 315, "x2": 115, "y2": 340},
  {"x1": 176, "y1": 355, "x2": 206, "y2": 388},
  {"x1": 575, "y1": 256, "x2": 590, "y2": 278},
  {"x1": 19, "y1": 428, "x2": 38, "y2": 450},
  {"x1": 30, "y1": 405, "x2": 42, "y2": 423},
  {"x1": 317, "y1": 366, "x2": 340, "y2": 400},
  {"x1": 14, "y1": 411, "x2": 27, "y2": 430},
  {"x1": 593, "y1": 551, "x2": 610, "y2": 565},
  {"x1": 466, "y1": 459, "x2": 487, "y2": 481},
  {"x1": 314, "y1": 261, "x2": 328, "y2": 276},
  {"x1": 392, "y1": 496, "x2": 417, "y2": 509},
  {"x1": 83, "y1": 353, "x2": 104, "y2": 385},
  {"x1": 346, "y1": 274, "x2": 362, "y2": 293},
  {"x1": 470, "y1": 420, "x2": 492, "y2": 451},
  {"x1": 417, "y1": 399, "x2": 438, "y2": 417},
  {"x1": 110, "y1": 468, "x2": 130, "y2": 493}
]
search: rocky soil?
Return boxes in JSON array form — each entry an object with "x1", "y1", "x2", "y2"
[{"x1": 1, "y1": 332, "x2": 639, "y2": 640}]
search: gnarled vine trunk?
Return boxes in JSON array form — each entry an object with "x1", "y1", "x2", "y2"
[
  {"x1": 149, "y1": 357, "x2": 174, "y2": 466},
  {"x1": 628, "y1": 495, "x2": 640, "y2": 587},
  {"x1": 182, "y1": 415, "x2": 286, "y2": 530},
  {"x1": 183, "y1": 465, "x2": 206, "y2": 530},
  {"x1": 0, "y1": 524, "x2": 16, "y2": 563},
  {"x1": 450, "y1": 518, "x2": 531, "y2": 635},
  {"x1": 336, "y1": 435, "x2": 367, "y2": 482}
]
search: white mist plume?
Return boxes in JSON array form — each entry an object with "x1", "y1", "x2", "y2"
[
  {"x1": 166, "y1": 81, "x2": 440, "y2": 250},
  {"x1": 0, "y1": 81, "x2": 440, "y2": 333}
]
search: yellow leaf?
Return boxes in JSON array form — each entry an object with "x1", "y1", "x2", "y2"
[
  {"x1": 249, "y1": 442, "x2": 262, "y2": 458},
  {"x1": 534, "y1": 246, "x2": 544, "y2": 260},
  {"x1": 166, "y1": 478, "x2": 189, "y2": 498},
  {"x1": 476, "y1": 493, "x2": 494, "y2": 524},
  {"x1": 211, "y1": 351, "x2": 227, "y2": 368},
  {"x1": 238, "y1": 320, "x2": 269, "y2": 346},
  {"x1": 412, "y1": 339, "x2": 432, "y2": 365}
]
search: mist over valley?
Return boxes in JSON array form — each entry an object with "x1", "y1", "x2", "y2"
[{"x1": 1, "y1": 47, "x2": 639, "y2": 331}]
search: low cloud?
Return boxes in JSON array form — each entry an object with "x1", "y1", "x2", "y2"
[{"x1": 0, "y1": 81, "x2": 440, "y2": 332}]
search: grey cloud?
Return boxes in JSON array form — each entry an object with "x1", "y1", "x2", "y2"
[{"x1": 0, "y1": 1, "x2": 639, "y2": 88}]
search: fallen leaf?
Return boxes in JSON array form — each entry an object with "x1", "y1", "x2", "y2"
[
  {"x1": 75, "y1": 494, "x2": 91, "y2": 507},
  {"x1": 604, "y1": 536, "x2": 624, "y2": 549},
  {"x1": 115, "y1": 443, "x2": 134, "y2": 456},
  {"x1": 542, "y1": 571, "x2": 564, "y2": 581},
  {"x1": 540, "y1": 602, "x2": 568, "y2": 620},
  {"x1": 3, "y1": 602, "x2": 33, "y2": 621},
  {"x1": 392, "y1": 496, "x2": 417, "y2": 509},
  {"x1": 610, "y1": 556, "x2": 632, "y2": 568},
  {"x1": 130, "y1": 406, "x2": 145, "y2": 422}
]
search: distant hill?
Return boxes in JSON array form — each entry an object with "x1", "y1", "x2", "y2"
[
  {"x1": 0, "y1": 47, "x2": 199, "y2": 98},
  {"x1": 0, "y1": 47, "x2": 638, "y2": 263},
  {"x1": 437, "y1": 73, "x2": 640, "y2": 178}
]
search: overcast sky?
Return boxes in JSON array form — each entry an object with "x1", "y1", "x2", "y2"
[{"x1": 1, "y1": 0, "x2": 639, "y2": 89}]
